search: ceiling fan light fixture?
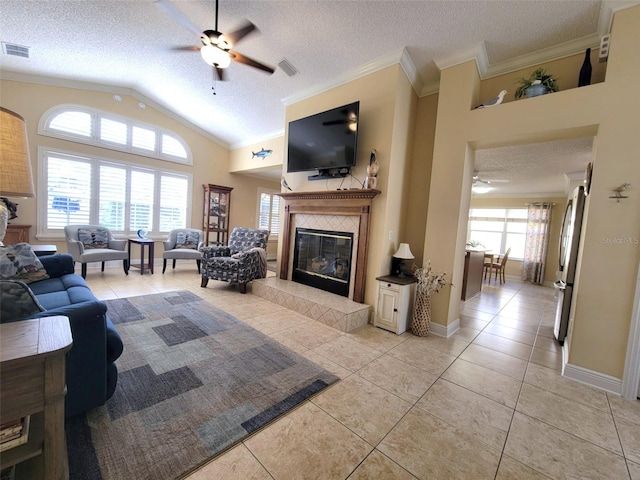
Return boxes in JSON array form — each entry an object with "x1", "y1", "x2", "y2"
[
  {"x1": 472, "y1": 184, "x2": 492, "y2": 194},
  {"x1": 201, "y1": 45, "x2": 230, "y2": 68}
]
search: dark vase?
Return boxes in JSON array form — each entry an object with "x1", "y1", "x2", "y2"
[{"x1": 578, "y1": 48, "x2": 592, "y2": 87}]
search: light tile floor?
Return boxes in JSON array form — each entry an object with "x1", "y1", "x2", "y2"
[{"x1": 84, "y1": 265, "x2": 640, "y2": 480}]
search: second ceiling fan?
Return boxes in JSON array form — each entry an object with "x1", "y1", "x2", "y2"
[{"x1": 156, "y1": 0, "x2": 275, "y2": 81}]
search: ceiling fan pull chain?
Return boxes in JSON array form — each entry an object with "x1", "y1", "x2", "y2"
[{"x1": 211, "y1": 67, "x2": 217, "y2": 95}]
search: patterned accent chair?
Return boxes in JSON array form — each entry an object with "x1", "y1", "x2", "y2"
[
  {"x1": 200, "y1": 227, "x2": 269, "y2": 293},
  {"x1": 64, "y1": 225, "x2": 129, "y2": 278},
  {"x1": 162, "y1": 228, "x2": 204, "y2": 273}
]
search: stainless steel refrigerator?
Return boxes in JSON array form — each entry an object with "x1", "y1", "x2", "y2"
[{"x1": 554, "y1": 185, "x2": 586, "y2": 345}]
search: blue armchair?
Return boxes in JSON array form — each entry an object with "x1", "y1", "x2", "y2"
[{"x1": 200, "y1": 227, "x2": 269, "y2": 293}]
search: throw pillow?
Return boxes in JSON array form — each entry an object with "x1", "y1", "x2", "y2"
[
  {"x1": 175, "y1": 231, "x2": 199, "y2": 249},
  {"x1": 78, "y1": 227, "x2": 109, "y2": 249},
  {"x1": 0, "y1": 243, "x2": 50, "y2": 284},
  {"x1": 0, "y1": 280, "x2": 45, "y2": 322}
]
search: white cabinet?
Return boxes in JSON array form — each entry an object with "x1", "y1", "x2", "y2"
[{"x1": 374, "y1": 276, "x2": 416, "y2": 334}]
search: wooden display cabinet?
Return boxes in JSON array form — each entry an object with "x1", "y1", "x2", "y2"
[{"x1": 203, "y1": 184, "x2": 232, "y2": 246}]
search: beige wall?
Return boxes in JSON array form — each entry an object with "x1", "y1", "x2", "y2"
[
  {"x1": 1, "y1": 80, "x2": 279, "y2": 259},
  {"x1": 280, "y1": 64, "x2": 418, "y2": 306},
  {"x1": 229, "y1": 136, "x2": 284, "y2": 175},
  {"x1": 404, "y1": 93, "x2": 438, "y2": 269},
  {"x1": 469, "y1": 196, "x2": 567, "y2": 283},
  {"x1": 425, "y1": 5, "x2": 640, "y2": 379}
]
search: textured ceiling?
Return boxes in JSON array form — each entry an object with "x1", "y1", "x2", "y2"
[
  {"x1": 474, "y1": 137, "x2": 594, "y2": 197},
  {"x1": 0, "y1": 0, "x2": 627, "y2": 194}
]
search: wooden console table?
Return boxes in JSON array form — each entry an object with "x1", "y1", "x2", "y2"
[
  {"x1": 0, "y1": 316, "x2": 73, "y2": 480},
  {"x1": 3, "y1": 225, "x2": 31, "y2": 245}
]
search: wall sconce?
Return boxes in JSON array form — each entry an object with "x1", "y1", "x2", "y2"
[{"x1": 392, "y1": 243, "x2": 414, "y2": 278}]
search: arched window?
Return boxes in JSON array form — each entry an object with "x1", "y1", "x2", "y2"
[{"x1": 39, "y1": 104, "x2": 192, "y2": 165}]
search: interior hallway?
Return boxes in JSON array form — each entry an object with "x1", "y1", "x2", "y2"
[{"x1": 83, "y1": 264, "x2": 640, "y2": 479}]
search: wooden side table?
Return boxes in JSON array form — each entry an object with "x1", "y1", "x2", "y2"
[
  {"x1": 0, "y1": 316, "x2": 73, "y2": 480},
  {"x1": 128, "y1": 238, "x2": 155, "y2": 275}
]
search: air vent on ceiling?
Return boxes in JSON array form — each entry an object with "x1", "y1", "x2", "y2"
[
  {"x1": 2, "y1": 42, "x2": 30, "y2": 58},
  {"x1": 278, "y1": 58, "x2": 299, "y2": 77}
]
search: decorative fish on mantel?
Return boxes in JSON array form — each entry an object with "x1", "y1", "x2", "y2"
[{"x1": 252, "y1": 148, "x2": 273, "y2": 159}]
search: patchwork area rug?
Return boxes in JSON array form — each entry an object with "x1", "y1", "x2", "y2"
[{"x1": 66, "y1": 290, "x2": 339, "y2": 480}]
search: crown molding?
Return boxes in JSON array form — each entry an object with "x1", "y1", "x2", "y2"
[
  {"x1": 230, "y1": 129, "x2": 284, "y2": 150},
  {"x1": 0, "y1": 70, "x2": 230, "y2": 149},
  {"x1": 281, "y1": 48, "x2": 407, "y2": 106},
  {"x1": 434, "y1": 42, "x2": 489, "y2": 78}
]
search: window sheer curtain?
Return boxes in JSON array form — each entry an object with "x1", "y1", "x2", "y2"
[{"x1": 521, "y1": 202, "x2": 553, "y2": 284}]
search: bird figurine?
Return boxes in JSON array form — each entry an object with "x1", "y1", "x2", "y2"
[
  {"x1": 610, "y1": 183, "x2": 630, "y2": 202},
  {"x1": 474, "y1": 90, "x2": 508, "y2": 109},
  {"x1": 281, "y1": 176, "x2": 292, "y2": 191}
]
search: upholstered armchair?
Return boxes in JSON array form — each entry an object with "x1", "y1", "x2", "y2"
[
  {"x1": 162, "y1": 228, "x2": 204, "y2": 273},
  {"x1": 200, "y1": 227, "x2": 269, "y2": 293},
  {"x1": 64, "y1": 225, "x2": 129, "y2": 278}
]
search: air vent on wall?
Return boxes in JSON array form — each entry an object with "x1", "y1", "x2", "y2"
[
  {"x1": 278, "y1": 58, "x2": 299, "y2": 77},
  {"x1": 2, "y1": 42, "x2": 30, "y2": 58}
]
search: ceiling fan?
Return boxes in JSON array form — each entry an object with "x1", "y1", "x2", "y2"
[
  {"x1": 473, "y1": 170, "x2": 509, "y2": 185},
  {"x1": 156, "y1": 0, "x2": 275, "y2": 81}
]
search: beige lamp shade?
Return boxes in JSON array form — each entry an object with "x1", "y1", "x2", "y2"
[
  {"x1": 0, "y1": 107, "x2": 35, "y2": 198},
  {"x1": 393, "y1": 243, "x2": 414, "y2": 260}
]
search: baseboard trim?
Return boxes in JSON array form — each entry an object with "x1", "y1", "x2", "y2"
[
  {"x1": 429, "y1": 318, "x2": 460, "y2": 338},
  {"x1": 563, "y1": 362, "x2": 622, "y2": 396}
]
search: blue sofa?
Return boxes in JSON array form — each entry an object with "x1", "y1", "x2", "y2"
[{"x1": 15, "y1": 254, "x2": 123, "y2": 418}]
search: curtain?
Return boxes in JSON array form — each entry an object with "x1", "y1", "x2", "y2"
[{"x1": 521, "y1": 202, "x2": 553, "y2": 284}]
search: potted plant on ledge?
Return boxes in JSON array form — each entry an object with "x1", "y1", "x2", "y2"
[{"x1": 515, "y1": 68, "x2": 559, "y2": 99}]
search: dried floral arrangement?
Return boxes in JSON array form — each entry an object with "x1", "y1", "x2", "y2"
[{"x1": 413, "y1": 261, "x2": 448, "y2": 295}]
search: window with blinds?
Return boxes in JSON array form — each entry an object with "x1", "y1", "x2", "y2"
[
  {"x1": 39, "y1": 104, "x2": 192, "y2": 165},
  {"x1": 467, "y1": 208, "x2": 527, "y2": 259},
  {"x1": 258, "y1": 189, "x2": 280, "y2": 238},
  {"x1": 39, "y1": 148, "x2": 192, "y2": 237}
]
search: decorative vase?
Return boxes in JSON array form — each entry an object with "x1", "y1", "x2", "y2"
[
  {"x1": 578, "y1": 48, "x2": 592, "y2": 87},
  {"x1": 411, "y1": 292, "x2": 431, "y2": 336},
  {"x1": 525, "y1": 84, "x2": 549, "y2": 98}
]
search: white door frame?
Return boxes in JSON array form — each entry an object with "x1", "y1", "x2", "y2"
[{"x1": 622, "y1": 259, "x2": 640, "y2": 399}]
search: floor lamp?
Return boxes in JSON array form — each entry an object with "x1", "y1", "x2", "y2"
[{"x1": 0, "y1": 107, "x2": 35, "y2": 245}]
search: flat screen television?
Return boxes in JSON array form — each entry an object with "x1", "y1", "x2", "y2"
[{"x1": 287, "y1": 101, "x2": 359, "y2": 178}]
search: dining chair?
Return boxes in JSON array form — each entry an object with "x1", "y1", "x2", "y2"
[{"x1": 489, "y1": 247, "x2": 511, "y2": 284}]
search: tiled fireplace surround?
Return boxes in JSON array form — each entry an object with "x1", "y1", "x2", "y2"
[{"x1": 252, "y1": 190, "x2": 380, "y2": 333}]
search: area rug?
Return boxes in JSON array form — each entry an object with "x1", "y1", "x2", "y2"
[{"x1": 66, "y1": 290, "x2": 339, "y2": 480}]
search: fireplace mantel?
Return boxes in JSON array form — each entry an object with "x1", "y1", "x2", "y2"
[{"x1": 276, "y1": 189, "x2": 380, "y2": 303}]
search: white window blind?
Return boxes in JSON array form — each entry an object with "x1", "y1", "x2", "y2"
[
  {"x1": 100, "y1": 118, "x2": 127, "y2": 145},
  {"x1": 132, "y1": 126, "x2": 156, "y2": 151},
  {"x1": 40, "y1": 104, "x2": 192, "y2": 165},
  {"x1": 130, "y1": 170, "x2": 154, "y2": 231},
  {"x1": 161, "y1": 134, "x2": 188, "y2": 159},
  {"x1": 47, "y1": 154, "x2": 92, "y2": 229},
  {"x1": 468, "y1": 208, "x2": 527, "y2": 259},
  {"x1": 258, "y1": 191, "x2": 280, "y2": 237},
  {"x1": 159, "y1": 176, "x2": 188, "y2": 231},
  {"x1": 99, "y1": 165, "x2": 126, "y2": 230},
  {"x1": 39, "y1": 148, "x2": 191, "y2": 237},
  {"x1": 48, "y1": 110, "x2": 92, "y2": 137}
]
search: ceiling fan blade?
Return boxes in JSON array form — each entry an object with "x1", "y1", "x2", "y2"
[
  {"x1": 155, "y1": 0, "x2": 202, "y2": 37},
  {"x1": 223, "y1": 21, "x2": 257, "y2": 47},
  {"x1": 169, "y1": 45, "x2": 201, "y2": 52},
  {"x1": 229, "y1": 51, "x2": 275, "y2": 74},
  {"x1": 485, "y1": 178, "x2": 510, "y2": 183}
]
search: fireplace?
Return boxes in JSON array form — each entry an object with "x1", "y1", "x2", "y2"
[
  {"x1": 293, "y1": 228, "x2": 353, "y2": 297},
  {"x1": 277, "y1": 189, "x2": 380, "y2": 303}
]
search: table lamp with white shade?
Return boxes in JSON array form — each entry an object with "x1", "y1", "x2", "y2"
[
  {"x1": 0, "y1": 107, "x2": 35, "y2": 245},
  {"x1": 392, "y1": 242, "x2": 414, "y2": 277}
]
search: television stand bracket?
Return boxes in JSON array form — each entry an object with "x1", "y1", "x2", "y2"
[{"x1": 307, "y1": 168, "x2": 350, "y2": 181}]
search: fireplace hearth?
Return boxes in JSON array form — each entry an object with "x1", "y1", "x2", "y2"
[{"x1": 293, "y1": 228, "x2": 353, "y2": 297}]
